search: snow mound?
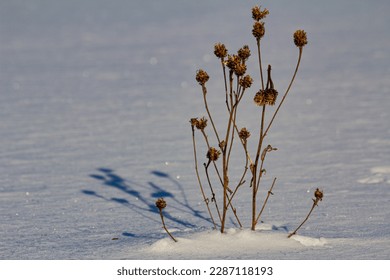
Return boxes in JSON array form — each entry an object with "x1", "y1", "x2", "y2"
[
  {"x1": 357, "y1": 166, "x2": 390, "y2": 185},
  {"x1": 144, "y1": 227, "x2": 327, "y2": 258}
]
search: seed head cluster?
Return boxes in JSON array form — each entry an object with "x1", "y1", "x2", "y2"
[
  {"x1": 207, "y1": 147, "x2": 221, "y2": 161},
  {"x1": 238, "y1": 127, "x2": 251, "y2": 141},
  {"x1": 252, "y1": 21, "x2": 265, "y2": 40},
  {"x1": 155, "y1": 198, "x2": 167, "y2": 210},
  {"x1": 293, "y1": 30, "x2": 308, "y2": 48},
  {"x1": 214, "y1": 43, "x2": 228, "y2": 59},
  {"x1": 238, "y1": 45, "x2": 251, "y2": 62},
  {"x1": 190, "y1": 117, "x2": 208, "y2": 130},
  {"x1": 252, "y1": 5, "x2": 269, "y2": 21},
  {"x1": 254, "y1": 88, "x2": 278, "y2": 106},
  {"x1": 196, "y1": 69, "x2": 209, "y2": 85},
  {"x1": 239, "y1": 75, "x2": 253, "y2": 89}
]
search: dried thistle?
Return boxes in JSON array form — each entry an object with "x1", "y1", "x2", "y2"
[
  {"x1": 254, "y1": 89, "x2": 267, "y2": 106},
  {"x1": 207, "y1": 147, "x2": 221, "y2": 161},
  {"x1": 293, "y1": 30, "x2": 308, "y2": 48},
  {"x1": 239, "y1": 75, "x2": 253, "y2": 89},
  {"x1": 196, "y1": 69, "x2": 209, "y2": 85},
  {"x1": 252, "y1": 21, "x2": 265, "y2": 40},
  {"x1": 155, "y1": 197, "x2": 167, "y2": 210},
  {"x1": 214, "y1": 43, "x2": 228, "y2": 59},
  {"x1": 155, "y1": 198, "x2": 177, "y2": 242},
  {"x1": 196, "y1": 117, "x2": 208, "y2": 130},
  {"x1": 264, "y1": 88, "x2": 278, "y2": 106},
  {"x1": 238, "y1": 45, "x2": 251, "y2": 62},
  {"x1": 238, "y1": 127, "x2": 251, "y2": 142},
  {"x1": 288, "y1": 188, "x2": 324, "y2": 238},
  {"x1": 225, "y1": 54, "x2": 240, "y2": 71},
  {"x1": 234, "y1": 63, "x2": 247, "y2": 76},
  {"x1": 252, "y1": 5, "x2": 269, "y2": 21}
]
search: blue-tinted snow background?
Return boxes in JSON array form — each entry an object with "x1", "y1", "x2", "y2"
[{"x1": 0, "y1": 0, "x2": 389, "y2": 259}]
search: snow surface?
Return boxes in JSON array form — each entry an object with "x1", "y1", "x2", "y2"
[{"x1": 1, "y1": 0, "x2": 389, "y2": 259}]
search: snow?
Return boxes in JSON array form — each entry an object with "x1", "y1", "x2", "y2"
[{"x1": 1, "y1": 0, "x2": 389, "y2": 259}]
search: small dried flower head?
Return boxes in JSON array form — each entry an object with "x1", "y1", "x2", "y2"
[
  {"x1": 196, "y1": 117, "x2": 208, "y2": 130},
  {"x1": 293, "y1": 30, "x2": 308, "y2": 48},
  {"x1": 264, "y1": 88, "x2": 278, "y2": 105},
  {"x1": 207, "y1": 147, "x2": 221, "y2": 161},
  {"x1": 195, "y1": 69, "x2": 209, "y2": 85},
  {"x1": 314, "y1": 188, "x2": 324, "y2": 201},
  {"x1": 238, "y1": 45, "x2": 251, "y2": 61},
  {"x1": 239, "y1": 127, "x2": 251, "y2": 141},
  {"x1": 214, "y1": 43, "x2": 228, "y2": 59},
  {"x1": 254, "y1": 89, "x2": 267, "y2": 106},
  {"x1": 254, "y1": 89, "x2": 278, "y2": 106},
  {"x1": 252, "y1": 5, "x2": 269, "y2": 21},
  {"x1": 225, "y1": 54, "x2": 240, "y2": 71},
  {"x1": 190, "y1": 118, "x2": 199, "y2": 127},
  {"x1": 252, "y1": 21, "x2": 265, "y2": 40},
  {"x1": 234, "y1": 63, "x2": 247, "y2": 76},
  {"x1": 239, "y1": 75, "x2": 253, "y2": 89},
  {"x1": 155, "y1": 198, "x2": 167, "y2": 210}
]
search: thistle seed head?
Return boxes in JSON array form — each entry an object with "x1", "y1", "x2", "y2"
[
  {"x1": 254, "y1": 89, "x2": 267, "y2": 106},
  {"x1": 252, "y1": 21, "x2": 265, "y2": 40},
  {"x1": 196, "y1": 117, "x2": 208, "y2": 130},
  {"x1": 234, "y1": 63, "x2": 247, "y2": 76},
  {"x1": 238, "y1": 45, "x2": 251, "y2": 61},
  {"x1": 239, "y1": 75, "x2": 253, "y2": 89},
  {"x1": 264, "y1": 88, "x2": 278, "y2": 106},
  {"x1": 226, "y1": 54, "x2": 240, "y2": 71},
  {"x1": 190, "y1": 118, "x2": 199, "y2": 127},
  {"x1": 196, "y1": 69, "x2": 209, "y2": 85},
  {"x1": 207, "y1": 147, "x2": 221, "y2": 161},
  {"x1": 314, "y1": 188, "x2": 324, "y2": 201},
  {"x1": 252, "y1": 5, "x2": 269, "y2": 21},
  {"x1": 214, "y1": 43, "x2": 228, "y2": 59},
  {"x1": 254, "y1": 89, "x2": 278, "y2": 106},
  {"x1": 155, "y1": 198, "x2": 167, "y2": 210},
  {"x1": 293, "y1": 30, "x2": 308, "y2": 48},
  {"x1": 238, "y1": 127, "x2": 251, "y2": 141}
]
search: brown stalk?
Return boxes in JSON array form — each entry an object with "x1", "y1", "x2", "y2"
[
  {"x1": 191, "y1": 125, "x2": 217, "y2": 229},
  {"x1": 288, "y1": 188, "x2": 323, "y2": 238},
  {"x1": 155, "y1": 198, "x2": 177, "y2": 243},
  {"x1": 255, "y1": 177, "x2": 277, "y2": 225},
  {"x1": 263, "y1": 47, "x2": 303, "y2": 138}
]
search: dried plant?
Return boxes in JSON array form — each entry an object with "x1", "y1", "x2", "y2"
[
  {"x1": 288, "y1": 189, "x2": 324, "y2": 238},
  {"x1": 155, "y1": 198, "x2": 177, "y2": 242},
  {"x1": 189, "y1": 3, "x2": 322, "y2": 237}
]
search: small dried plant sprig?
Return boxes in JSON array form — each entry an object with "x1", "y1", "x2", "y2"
[
  {"x1": 155, "y1": 198, "x2": 177, "y2": 242},
  {"x1": 288, "y1": 188, "x2": 324, "y2": 238}
]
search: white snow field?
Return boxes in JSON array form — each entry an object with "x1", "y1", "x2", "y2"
[{"x1": 0, "y1": 0, "x2": 389, "y2": 259}]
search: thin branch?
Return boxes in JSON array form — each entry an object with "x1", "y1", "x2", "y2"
[
  {"x1": 263, "y1": 48, "x2": 303, "y2": 138},
  {"x1": 255, "y1": 177, "x2": 277, "y2": 225},
  {"x1": 191, "y1": 125, "x2": 217, "y2": 229}
]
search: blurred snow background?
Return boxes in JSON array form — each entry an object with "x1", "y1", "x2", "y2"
[{"x1": 0, "y1": 0, "x2": 389, "y2": 259}]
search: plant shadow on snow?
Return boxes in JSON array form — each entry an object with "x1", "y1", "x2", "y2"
[{"x1": 83, "y1": 168, "x2": 212, "y2": 238}]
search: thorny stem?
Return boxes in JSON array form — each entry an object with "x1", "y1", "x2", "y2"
[
  {"x1": 255, "y1": 177, "x2": 277, "y2": 225},
  {"x1": 158, "y1": 209, "x2": 177, "y2": 242},
  {"x1": 263, "y1": 48, "x2": 303, "y2": 138},
  {"x1": 288, "y1": 196, "x2": 321, "y2": 238},
  {"x1": 191, "y1": 126, "x2": 217, "y2": 229}
]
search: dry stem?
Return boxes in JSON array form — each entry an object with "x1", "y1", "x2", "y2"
[{"x1": 158, "y1": 208, "x2": 177, "y2": 242}]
